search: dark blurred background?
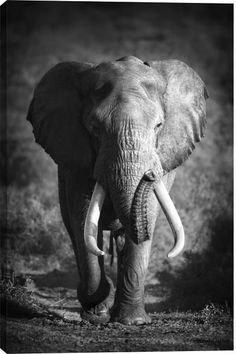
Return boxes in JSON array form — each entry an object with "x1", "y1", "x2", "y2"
[{"x1": 2, "y1": 2, "x2": 233, "y2": 311}]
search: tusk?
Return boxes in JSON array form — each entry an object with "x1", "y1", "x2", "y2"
[
  {"x1": 84, "y1": 182, "x2": 106, "y2": 256},
  {"x1": 153, "y1": 179, "x2": 185, "y2": 258}
]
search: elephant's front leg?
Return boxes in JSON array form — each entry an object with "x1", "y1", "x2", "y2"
[
  {"x1": 58, "y1": 167, "x2": 114, "y2": 324},
  {"x1": 76, "y1": 227, "x2": 115, "y2": 324},
  {"x1": 112, "y1": 236, "x2": 152, "y2": 325},
  {"x1": 111, "y1": 172, "x2": 176, "y2": 325}
]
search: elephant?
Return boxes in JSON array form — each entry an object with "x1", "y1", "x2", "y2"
[{"x1": 27, "y1": 55, "x2": 208, "y2": 325}]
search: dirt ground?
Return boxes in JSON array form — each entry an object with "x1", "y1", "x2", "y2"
[
  {"x1": 1, "y1": 274, "x2": 233, "y2": 352},
  {"x1": 1, "y1": 2, "x2": 233, "y2": 352},
  {"x1": 2, "y1": 312, "x2": 233, "y2": 352}
]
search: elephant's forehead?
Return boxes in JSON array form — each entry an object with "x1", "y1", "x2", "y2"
[
  {"x1": 92, "y1": 60, "x2": 160, "y2": 89},
  {"x1": 87, "y1": 59, "x2": 165, "y2": 128}
]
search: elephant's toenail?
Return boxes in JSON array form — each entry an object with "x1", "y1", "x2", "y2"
[
  {"x1": 97, "y1": 304, "x2": 107, "y2": 315},
  {"x1": 135, "y1": 319, "x2": 144, "y2": 325}
]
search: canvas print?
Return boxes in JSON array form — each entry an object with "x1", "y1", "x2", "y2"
[{"x1": 0, "y1": 2, "x2": 233, "y2": 352}]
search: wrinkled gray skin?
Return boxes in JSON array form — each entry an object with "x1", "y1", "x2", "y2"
[{"x1": 27, "y1": 56, "x2": 208, "y2": 325}]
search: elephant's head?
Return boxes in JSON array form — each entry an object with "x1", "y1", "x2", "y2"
[{"x1": 27, "y1": 56, "x2": 208, "y2": 258}]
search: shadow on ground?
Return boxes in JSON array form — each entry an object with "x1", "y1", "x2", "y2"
[
  {"x1": 31, "y1": 269, "x2": 78, "y2": 289},
  {"x1": 146, "y1": 212, "x2": 233, "y2": 314}
]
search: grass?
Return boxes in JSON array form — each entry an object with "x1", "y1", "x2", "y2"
[{"x1": 4, "y1": 184, "x2": 74, "y2": 273}]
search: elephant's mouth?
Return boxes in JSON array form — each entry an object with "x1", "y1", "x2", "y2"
[{"x1": 84, "y1": 170, "x2": 185, "y2": 258}]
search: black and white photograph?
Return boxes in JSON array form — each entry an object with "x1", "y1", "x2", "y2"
[{"x1": 0, "y1": 1, "x2": 233, "y2": 352}]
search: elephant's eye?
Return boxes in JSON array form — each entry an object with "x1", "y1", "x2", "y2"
[
  {"x1": 142, "y1": 80, "x2": 157, "y2": 98},
  {"x1": 89, "y1": 120, "x2": 100, "y2": 138},
  {"x1": 94, "y1": 82, "x2": 113, "y2": 101},
  {"x1": 92, "y1": 125, "x2": 100, "y2": 137},
  {"x1": 154, "y1": 122, "x2": 162, "y2": 132}
]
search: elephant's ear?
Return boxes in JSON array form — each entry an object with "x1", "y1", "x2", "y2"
[
  {"x1": 148, "y1": 60, "x2": 209, "y2": 173},
  {"x1": 27, "y1": 62, "x2": 94, "y2": 167}
]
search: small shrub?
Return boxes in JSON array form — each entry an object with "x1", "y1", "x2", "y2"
[
  {"x1": 0, "y1": 275, "x2": 46, "y2": 318},
  {"x1": 201, "y1": 303, "x2": 231, "y2": 325}
]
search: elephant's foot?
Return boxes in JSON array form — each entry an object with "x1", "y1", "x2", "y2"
[
  {"x1": 111, "y1": 303, "x2": 151, "y2": 325},
  {"x1": 78, "y1": 278, "x2": 115, "y2": 325}
]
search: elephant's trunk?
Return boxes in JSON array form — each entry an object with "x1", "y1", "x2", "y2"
[
  {"x1": 130, "y1": 169, "x2": 157, "y2": 244},
  {"x1": 131, "y1": 169, "x2": 185, "y2": 257}
]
